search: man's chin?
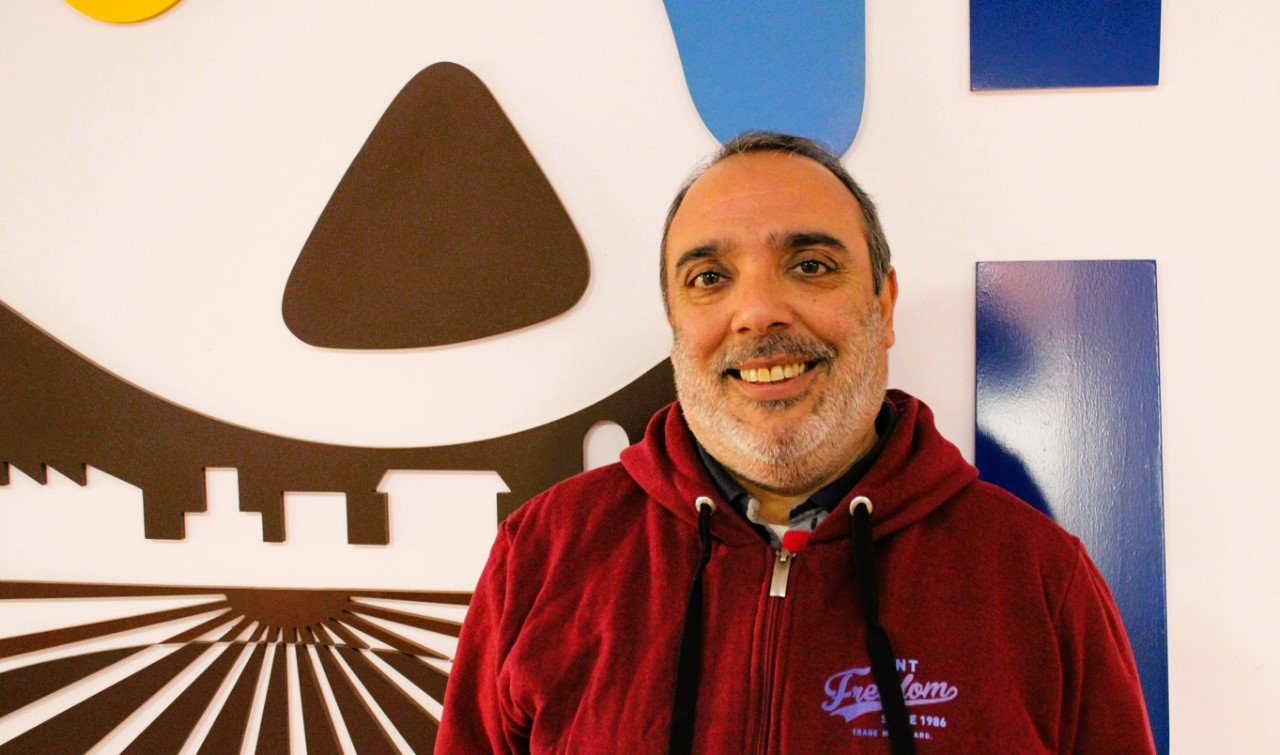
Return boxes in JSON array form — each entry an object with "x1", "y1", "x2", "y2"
[
  {"x1": 748, "y1": 396, "x2": 807, "y2": 412},
  {"x1": 713, "y1": 419, "x2": 821, "y2": 469},
  {"x1": 727, "y1": 396, "x2": 816, "y2": 429}
]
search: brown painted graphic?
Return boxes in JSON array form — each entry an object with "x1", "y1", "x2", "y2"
[
  {"x1": 283, "y1": 61, "x2": 591, "y2": 349},
  {"x1": 1, "y1": 57, "x2": 664, "y2": 753},
  {"x1": 0, "y1": 298, "x2": 673, "y2": 541},
  {"x1": 0, "y1": 581, "x2": 466, "y2": 753}
]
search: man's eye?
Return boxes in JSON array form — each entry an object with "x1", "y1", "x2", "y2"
[
  {"x1": 794, "y1": 259, "x2": 831, "y2": 275},
  {"x1": 689, "y1": 271, "x2": 724, "y2": 288}
]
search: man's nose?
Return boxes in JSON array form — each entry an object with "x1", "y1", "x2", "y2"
[{"x1": 729, "y1": 272, "x2": 794, "y2": 334}]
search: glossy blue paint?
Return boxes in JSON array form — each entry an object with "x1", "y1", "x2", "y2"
[
  {"x1": 970, "y1": 0, "x2": 1161, "y2": 90},
  {"x1": 976, "y1": 260, "x2": 1167, "y2": 753},
  {"x1": 662, "y1": 0, "x2": 865, "y2": 155}
]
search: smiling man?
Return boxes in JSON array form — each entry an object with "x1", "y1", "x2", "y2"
[{"x1": 438, "y1": 133, "x2": 1155, "y2": 754}]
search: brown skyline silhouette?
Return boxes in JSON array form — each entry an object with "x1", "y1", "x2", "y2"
[{"x1": 0, "y1": 298, "x2": 673, "y2": 542}]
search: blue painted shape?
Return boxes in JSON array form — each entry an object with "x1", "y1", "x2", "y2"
[
  {"x1": 663, "y1": 0, "x2": 865, "y2": 155},
  {"x1": 975, "y1": 261, "x2": 1168, "y2": 753},
  {"x1": 971, "y1": 0, "x2": 1161, "y2": 90}
]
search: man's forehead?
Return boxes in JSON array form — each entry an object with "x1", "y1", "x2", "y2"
[{"x1": 668, "y1": 152, "x2": 867, "y2": 252}]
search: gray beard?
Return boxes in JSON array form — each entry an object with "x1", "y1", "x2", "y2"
[{"x1": 672, "y1": 305, "x2": 888, "y2": 495}]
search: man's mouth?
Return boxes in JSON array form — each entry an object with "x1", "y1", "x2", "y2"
[{"x1": 728, "y1": 361, "x2": 815, "y2": 384}]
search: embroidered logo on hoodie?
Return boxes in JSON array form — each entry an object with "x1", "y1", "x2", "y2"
[{"x1": 823, "y1": 659, "x2": 959, "y2": 738}]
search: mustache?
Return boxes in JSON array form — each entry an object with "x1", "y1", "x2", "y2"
[{"x1": 711, "y1": 333, "x2": 837, "y2": 374}]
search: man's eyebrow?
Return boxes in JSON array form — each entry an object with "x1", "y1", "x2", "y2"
[
  {"x1": 672, "y1": 244, "x2": 723, "y2": 272},
  {"x1": 778, "y1": 231, "x2": 849, "y2": 252}
]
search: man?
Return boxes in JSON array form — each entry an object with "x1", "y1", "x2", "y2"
[{"x1": 438, "y1": 133, "x2": 1154, "y2": 753}]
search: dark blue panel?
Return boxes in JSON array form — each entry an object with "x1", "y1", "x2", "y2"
[
  {"x1": 663, "y1": 0, "x2": 865, "y2": 155},
  {"x1": 971, "y1": 0, "x2": 1161, "y2": 90},
  {"x1": 975, "y1": 261, "x2": 1168, "y2": 753}
]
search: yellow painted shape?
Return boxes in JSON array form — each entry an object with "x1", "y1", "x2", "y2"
[{"x1": 65, "y1": 0, "x2": 183, "y2": 24}]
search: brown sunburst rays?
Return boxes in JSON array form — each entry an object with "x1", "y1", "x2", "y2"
[{"x1": 0, "y1": 582, "x2": 470, "y2": 753}]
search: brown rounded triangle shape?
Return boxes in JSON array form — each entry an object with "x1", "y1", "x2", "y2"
[{"x1": 283, "y1": 62, "x2": 590, "y2": 349}]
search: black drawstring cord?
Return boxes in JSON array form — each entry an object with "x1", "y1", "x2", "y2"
[
  {"x1": 668, "y1": 496, "x2": 715, "y2": 755},
  {"x1": 850, "y1": 496, "x2": 916, "y2": 754}
]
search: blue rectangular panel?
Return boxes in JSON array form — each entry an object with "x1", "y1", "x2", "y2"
[
  {"x1": 971, "y1": 0, "x2": 1161, "y2": 90},
  {"x1": 975, "y1": 260, "x2": 1167, "y2": 753}
]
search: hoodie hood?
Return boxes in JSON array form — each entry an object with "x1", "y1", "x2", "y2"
[{"x1": 619, "y1": 389, "x2": 978, "y2": 545}]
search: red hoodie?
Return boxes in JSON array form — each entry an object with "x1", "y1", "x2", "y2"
[{"x1": 438, "y1": 391, "x2": 1154, "y2": 753}]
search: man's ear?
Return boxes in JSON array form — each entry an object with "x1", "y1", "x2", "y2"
[{"x1": 879, "y1": 267, "x2": 899, "y2": 348}]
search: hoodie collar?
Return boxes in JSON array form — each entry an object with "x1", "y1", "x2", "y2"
[
  {"x1": 694, "y1": 403, "x2": 897, "y2": 545},
  {"x1": 619, "y1": 390, "x2": 977, "y2": 545}
]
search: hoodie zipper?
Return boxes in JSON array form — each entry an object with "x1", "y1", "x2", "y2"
[
  {"x1": 769, "y1": 549, "x2": 794, "y2": 597},
  {"x1": 755, "y1": 549, "x2": 794, "y2": 753}
]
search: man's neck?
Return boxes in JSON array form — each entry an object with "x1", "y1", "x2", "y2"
[{"x1": 737, "y1": 482, "x2": 810, "y2": 525}]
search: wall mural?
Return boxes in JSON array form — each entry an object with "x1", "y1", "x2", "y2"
[
  {"x1": 976, "y1": 260, "x2": 1168, "y2": 752},
  {"x1": 284, "y1": 63, "x2": 590, "y2": 350},
  {"x1": 971, "y1": 0, "x2": 1162, "y2": 89},
  {"x1": 0, "y1": 298, "x2": 672, "y2": 542},
  {"x1": 64, "y1": 0, "x2": 185, "y2": 24},
  {"x1": 1, "y1": 3, "x2": 1168, "y2": 752},
  {"x1": 663, "y1": 0, "x2": 867, "y2": 153},
  {"x1": 0, "y1": 58, "x2": 674, "y2": 751},
  {"x1": 0, "y1": 583, "x2": 464, "y2": 753}
]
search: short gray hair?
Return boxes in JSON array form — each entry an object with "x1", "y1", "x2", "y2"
[{"x1": 659, "y1": 132, "x2": 891, "y2": 309}]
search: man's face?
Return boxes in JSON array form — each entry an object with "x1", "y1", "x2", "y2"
[{"x1": 664, "y1": 151, "x2": 898, "y2": 495}]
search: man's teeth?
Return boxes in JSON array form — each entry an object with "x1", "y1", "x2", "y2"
[{"x1": 738, "y1": 363, "x2": 808, "y2": 384}]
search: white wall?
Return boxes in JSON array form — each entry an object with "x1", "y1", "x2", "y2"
[{"x1": 0, "y1": 0, "x2": 1276, "y2": 750}]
